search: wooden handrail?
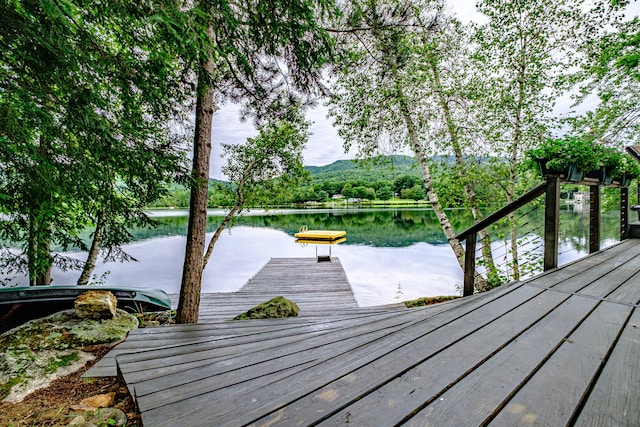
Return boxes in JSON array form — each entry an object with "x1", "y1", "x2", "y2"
[
  {"x1": 456, "y1": 182, "x2": 547, "y2": 242},
  {"x1": 457, "y1": 175, "x2": 632, "y2": 297}
]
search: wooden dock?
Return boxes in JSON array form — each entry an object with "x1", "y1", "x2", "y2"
[
  {"x1": 196, "y1": 257, "x2": 360, "y2": 322},
  {"x1": 90, "y1": 241, "x2": 640, "y2": 426}
]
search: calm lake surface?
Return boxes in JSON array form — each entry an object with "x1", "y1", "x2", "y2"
[{"x1": 9, "y1": 206, "x2": 625, "y2": 306}]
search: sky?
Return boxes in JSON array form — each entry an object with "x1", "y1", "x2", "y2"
[{"x1": 207, "y1": 1, "x2": 639, "y2": 179}]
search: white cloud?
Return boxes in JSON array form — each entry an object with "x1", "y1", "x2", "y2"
[{"x1": 209, "y1": 102, "x2": 352, "y2": 179}]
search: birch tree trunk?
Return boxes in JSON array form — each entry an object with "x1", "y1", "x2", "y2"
[
  {"x1": 394, "y1": 78, "x2": 489, "y2": 291},
  {"x1": 77, "y1": 210, "x2": 106, "y2": 286},
  {"x1": 426, "y1": 56, "x2": 499, "y2": 289}
]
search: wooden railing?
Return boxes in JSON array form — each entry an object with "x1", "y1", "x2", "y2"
[{"x1": 455, "y1": 176, "x2": 632, "y2": 297}]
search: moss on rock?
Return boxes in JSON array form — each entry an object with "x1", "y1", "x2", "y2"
[
  {"x1": 403, "y1": 295, "x2": 460, "y2": 308},
  {"x1": 0, "y1": 309, "x2": 138, "y2": 402},
  {"x1": 233, "y1": 296, "x2": 300, "y2": 320},
  {"x1": 65, "y1": 310, "x2": 138, "y2": 345}
]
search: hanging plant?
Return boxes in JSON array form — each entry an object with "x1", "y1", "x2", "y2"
[
  {"x1": 585, "y1": 146, "x2": 622, "y2": 184},
  {"x1": 609, "y1": 153, "x2": 640, "y2": 186},
  {"x1": 525, "y1": 135, "x2": 601, "y2": 181}
]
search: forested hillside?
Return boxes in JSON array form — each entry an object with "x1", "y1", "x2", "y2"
[
  {"x1": 305, "y1": 155, "x2": 419, "y2": 180},
  {"x1": 149, "y1": 154, "x2": 516, "y2": 208}
]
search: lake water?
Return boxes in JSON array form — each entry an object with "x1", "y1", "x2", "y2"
[{"x1": 5, "y1": 206, "x2": 625, "y2": 306}]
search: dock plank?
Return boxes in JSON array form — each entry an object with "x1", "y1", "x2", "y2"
[{"x1": 85, "y1": 257, "x2": 365, "y2": 378}]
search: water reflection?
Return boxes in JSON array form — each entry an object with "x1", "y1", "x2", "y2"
[
  {"x1": 5, "y1": 207, "x2": 626, "y2": 307},
  {"x1": 45, "y1": 225, "x2": 461, "y2": 306}
]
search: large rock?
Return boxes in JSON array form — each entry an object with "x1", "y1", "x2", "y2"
[
  {"x1": 233, "y1": 296, "x2": 300, "y2": 320},
  {"x1": 74, "y1": 291, "x2": 117, "y2": 320}
]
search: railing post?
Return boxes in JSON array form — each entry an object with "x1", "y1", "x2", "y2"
[
  {"x1": 544, "y1": 176, "x2": 560, "y2": 271},
  {"x1": 621, "y1": 186, "x2": 629, "y2": 240},
  {"x1": 463, "y1": 233, "x2": 477, "y2": 297},
  {"x1": 589, "y1": 185, "x2": 601, "y2": 253}
]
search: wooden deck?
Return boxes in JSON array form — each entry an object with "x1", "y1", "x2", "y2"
[
  {"x1": 90, "y1": 241, "x2": 640, "y2": 426},
  {"x1": 85, "y1": 257, "x2": 396, "y2": 377}
]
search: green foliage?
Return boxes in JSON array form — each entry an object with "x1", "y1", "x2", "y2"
[
  {"x1": 307, "y1": 156, "x2": 418, "y2": 180},
  {"x1": 152, "y1": 154, "x2": 520, "y2": 208},
  {"x1": 525, "y1": 136, "x2": 638, "y2": 186},
  {"x1": 0, "y1": 0, "x2": 190, "y2": 284},
  {"x1": 573, "y1": 14, "x2": 640, "y2": 144},
  {"x1": 400, "y1": 185, "x2": 426, "y2": 200},
  {"x1": 220, "y1": 102, "x2": 311, "y2": 210},
  {"x1": 526, "y1": 135, "x2": 603, "y2": 173},
  {"x1": 376, "y1": 184, "x2": 393, "y2": 200},
  {"x1": 612, "y1": 155, "x2": 640, "y2": 180},
  {"x1": 393, "y1": 175, "x2": 423, "y2": 196},
  {"x1": 403, "y1": 295, "x2": 460, "y2": 308}
]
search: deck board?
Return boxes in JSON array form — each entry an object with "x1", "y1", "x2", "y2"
[
  {"x1": 86, "y1": 239, "x2": 640, "y2": 426},
  {"x1": 575, "y1": 308, "x2": 640, "y2": 426},
  {"x1": 316, "y1": 289, "x2": 594, "y2": 427},
  {"x1": 492, "y1": 300, "x2": 632, "y2": 426},
  {"x1": 85, "y1": 257, "x2": 369, "y2": 377}
]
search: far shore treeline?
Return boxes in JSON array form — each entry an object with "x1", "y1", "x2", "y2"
[{"x1": 149, "y1": 154, "x2": 632, "y2": 211}]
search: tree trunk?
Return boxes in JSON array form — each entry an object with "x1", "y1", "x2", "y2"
[
  {"x1": 28, "y1": 214, "x2": 52, "y2": 286},
  {"x1": 176, "y1": 27, "x2": 216, "y2": 324},
  {"x1": 202, "y1": 145, "x2": 265, "y2": 270},
  {"x1": 508, "y1": 56, "x2": 528, "y2": 281},
  {"x1": 427, "y1": 57, "x2": 499, "y2": 289},
  {"x1": 35, "y1": 224, "x2": 52, "y2": 286},
  {"x1": 77, "y1": 210, "x2": 106, "y2": 286},
  {"x1": 394, "y1": 80, "x2": 489, "y2": 291},
  {"x1": 508, "y1": 169, "x2": 519, "y2": 280},
  {"x1": 202, "y1": 204, "x2": 239, "y2": 270},
  {"x1": 28, "y1": 214, "x2": 37, "y2": 286}
]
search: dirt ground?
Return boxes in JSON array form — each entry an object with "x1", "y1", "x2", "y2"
[{"x1": 0, "y1": 344, "x2": 142, "y2": 427}]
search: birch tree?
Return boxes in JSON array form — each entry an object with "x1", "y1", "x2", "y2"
[
  {"x1": 471, "y1": 0, "x2": 603, "y2": 279},
  {"x1": 202, "y1": 104, "x2": 310, "y2": 269},
  {"x1": 329, "y1": 0, "x2": 492, "y2": 290},
  {"x1": 572, "y1": 5, "x2": 638, "y2": 144}
]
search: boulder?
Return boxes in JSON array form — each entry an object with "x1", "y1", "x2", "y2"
[
  {"x1": 79, "y1": 392, "x2": 116, "y2": 409},
  {"x1": 233, "y1": 296, "x2": 300, "y2": 320},
  {"x1": 66, "y1": 415, "x2": 95, "y2": 427},
  {"x1": 74, "y1": 291, "x2": 117, "y2": 320}
]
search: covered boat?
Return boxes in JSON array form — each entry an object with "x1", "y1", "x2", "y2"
[{"x1": 0, "y1": 285, "x2": 172, "y2": 333}]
